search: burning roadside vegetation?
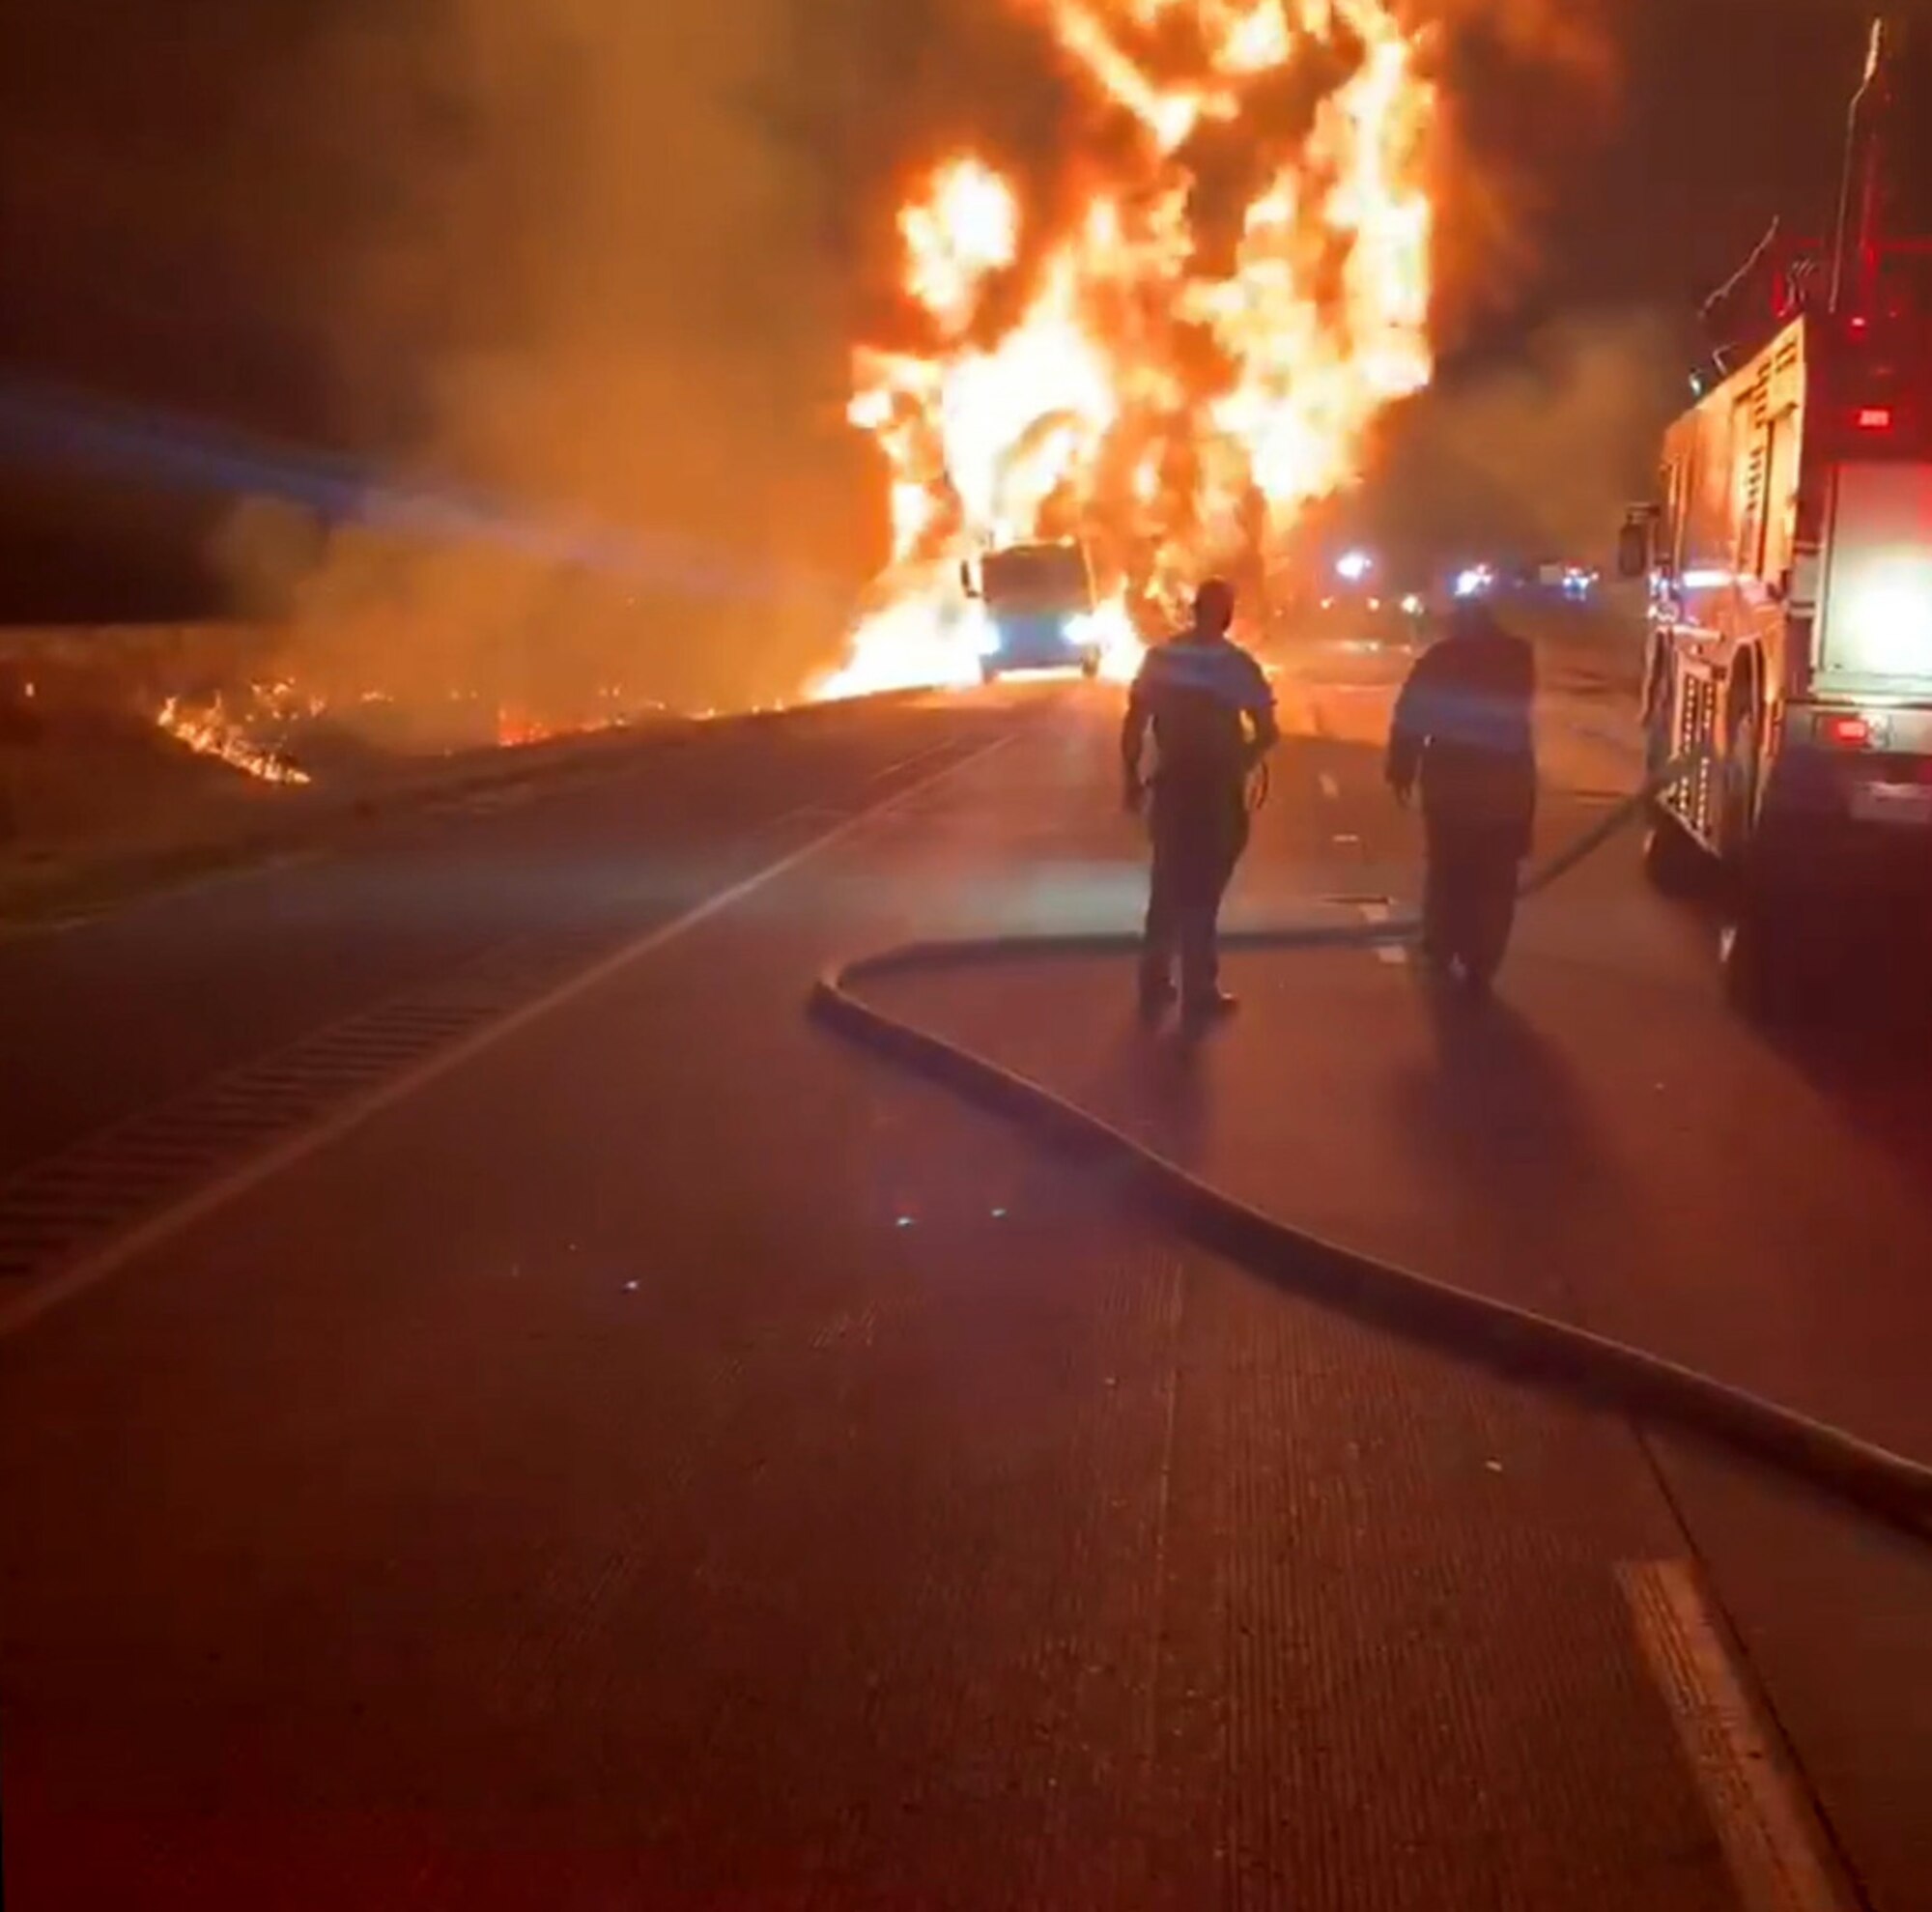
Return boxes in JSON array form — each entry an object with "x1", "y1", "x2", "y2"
[
  {"x1": 0, "y1": 639, "x2": 688, "y2": 887},
  {"x1": 138, "y1": 671, "x2": 690, "y2": 796},
  {"x1": 156, "y1": 691, "x2": 313, "y2": 787}
]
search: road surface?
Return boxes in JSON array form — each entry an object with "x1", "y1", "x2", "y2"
[{"x1": 2, "y1": 659, "x2": 1929, "y2": 1908}]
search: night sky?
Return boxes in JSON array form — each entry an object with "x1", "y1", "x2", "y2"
[
  {"x1": 0, "y1": 0, "x2": 1921, "y2": 618},
  {"x1": 1469, "y1": 2, "x2": 1932, "y2": 345}
]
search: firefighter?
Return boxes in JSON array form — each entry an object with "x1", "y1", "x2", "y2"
[
  {"x1": 1122, "y1": 579, "x2": 1280, "y2": 1027},
  {"x1": 1385, "y1": 600, "x2": 1538, "y2": 995}
]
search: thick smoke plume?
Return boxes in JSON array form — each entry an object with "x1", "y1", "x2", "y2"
[
  {"x1": 1366, "y1": 309, "x2": 1686, "y2": 567},
  {"x1": 1419, "y1": 0, "x2": 1619, "y2": 333},
  {"x1": 219, "y1": 0, "x2": 873, "y2": 729}
]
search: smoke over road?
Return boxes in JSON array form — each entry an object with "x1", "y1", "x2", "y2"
[{"x1": 1367, "y1": 309, "x2": 1686, "y2": 570}]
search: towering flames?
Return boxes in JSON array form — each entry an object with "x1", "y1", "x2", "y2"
[{"x1": 813, "y1": 0, "x2": 1436, "y2": 699}]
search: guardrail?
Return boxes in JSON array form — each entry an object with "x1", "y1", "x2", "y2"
[{"x1": 0, "y1": 622, "x2": 275, "y2": 713}]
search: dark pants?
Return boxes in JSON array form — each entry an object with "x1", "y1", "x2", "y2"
[
  {"x1": 1142, "y1": 782, "x2": 1249, "y2": 1001},
  {"x1": 1422, "y1": 817, "x2": 1522, "y2": 984}
]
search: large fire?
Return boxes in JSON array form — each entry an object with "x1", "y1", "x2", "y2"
[{"x1": 812, "y1": 0, "x2": 1436, "y2": 699}]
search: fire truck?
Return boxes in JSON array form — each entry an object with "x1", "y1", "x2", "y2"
[{"x1": 1623, "y1": 16, "x2": 1932, "y2": 1014}]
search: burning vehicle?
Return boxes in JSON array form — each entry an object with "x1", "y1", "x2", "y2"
[{"x1": 813, "y1": 2, "x2": 1437, "y2": 700}]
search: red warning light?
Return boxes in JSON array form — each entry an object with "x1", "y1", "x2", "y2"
[
  {"x1": 1822, "y1": 712, "x2": 1874, "y2": 749},
  {"x1": 1857, "y1": 406, "x2": 1895, "y2": 431}
]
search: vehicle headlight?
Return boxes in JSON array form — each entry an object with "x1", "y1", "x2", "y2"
[{"x1": 961, "y1": 603, "x2": 1000, "y2": 657}]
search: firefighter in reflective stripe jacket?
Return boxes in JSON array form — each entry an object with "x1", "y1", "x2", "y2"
[
  {"x1": 1122, "y1": 580, "x2": 1279, "y2": 1026},
  {"x1": 1386, "y1": 602, "x2": 1538, "y2": 994}
]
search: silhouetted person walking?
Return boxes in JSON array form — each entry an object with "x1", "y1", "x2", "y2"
[
  {"x1": 1122, "y1": 579, "x2": 1279, "y2": 1029},
  {"x1": 1386, "y1": 602, "x2": 1537, "y2": 995}
]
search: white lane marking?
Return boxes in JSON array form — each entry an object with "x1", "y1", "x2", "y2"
[
  {"x1": 1356, "y1": 899, "x2": 1406, "y2": 965},
  {"x1": 444, "y1": 786, "x2": 537, "y2": 815},
  {"x1": 1619, "y1": 1559, "x2": 1853, "y2": 1912},
  {"x1": 1318, "y1": 772, "x2": 1341, "y2": 802},
  {"x1": 857, "y1": 737, "x2": 964, "y2": 787},
  {"x1": 0, "y1": 736, "x2": 1015, "y2": 1341}
]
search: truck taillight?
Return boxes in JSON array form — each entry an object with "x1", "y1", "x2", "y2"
[
  {"x1": 1820, "y1": 711, "x2": 1886, "y2": 748},
  {"x1": 1857, "y1": 406, "x2": 1895, "y2": 431}
]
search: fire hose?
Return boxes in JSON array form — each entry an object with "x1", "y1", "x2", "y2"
[{"x1": 810, "y1": 749, "x2": 1932, "y2": 1544}]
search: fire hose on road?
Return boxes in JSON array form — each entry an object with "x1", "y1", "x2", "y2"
[{"x1": 810, "y1": 751, "x2": 1932, "y2": 1544}]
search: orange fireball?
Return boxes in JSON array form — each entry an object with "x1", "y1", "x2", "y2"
[{"x1": 813, "y1": 0, "x2": 1436, "y2": 700}]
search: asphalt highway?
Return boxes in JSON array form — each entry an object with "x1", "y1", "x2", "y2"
[{"x1": 2, "y1": 652, "x2": 1929, "y2": 1907}]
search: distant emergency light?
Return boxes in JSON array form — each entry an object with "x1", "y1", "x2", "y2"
[{"x1": 1857, "y1": 406, "x2": 1895, "y2": 431}]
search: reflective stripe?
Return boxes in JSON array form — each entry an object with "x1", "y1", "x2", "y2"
[
  {"x1": 1133, "y1": 639, "x2": 1271, "y2": 788},
  {"x1": 1400, "y1": 682, "x2": 1534, "y2": 752},
  {"x1": 1139, "y1": 642, "x2": 1271, "y2": 712}
]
